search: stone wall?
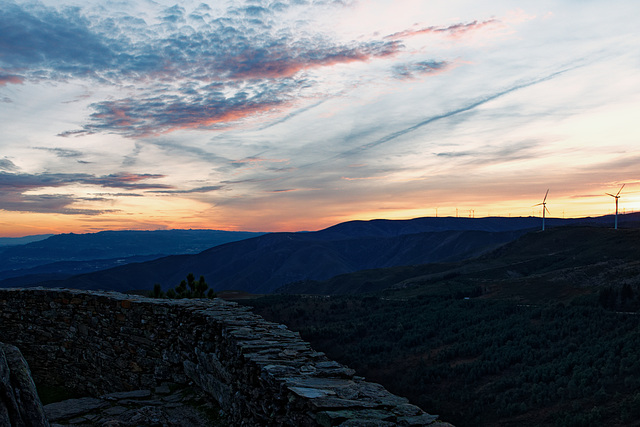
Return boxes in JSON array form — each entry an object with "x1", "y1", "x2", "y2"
[{"x1": 0, "y1": 288, "x2": 449, "y2": 426}]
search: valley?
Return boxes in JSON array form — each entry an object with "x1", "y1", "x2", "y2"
[{"x1": 244, "y1": 226, "x2": 640, "y2": 426}]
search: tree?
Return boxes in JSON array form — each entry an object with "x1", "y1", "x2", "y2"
[
  {"x1": 187, "y1": 273, "x2": 196, "y2": 293},
  {"x1": 195, "y1": 275, "x2": 208, "y2": 298},
  {"x1": 153, "y1": 283, "x2": 164, "y2": 298},
  {"x1": 176, "y1": 280, "x2": 188, "y2": 298},
  {"x1": 161, "y1": 274, "x2": 214, "y2": 300}
]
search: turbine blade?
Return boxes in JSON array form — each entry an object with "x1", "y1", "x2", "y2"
[
  {"x1": 606, "y1": 193, "x2": 616, "y2": 198},
  {"x1": 545, "y1": 206, "x2": 550, "y2": 214},
  {"x1": 616, "y1": 184, "x2": 625, "y2": 197},
  {"x1": 543, "y1": 189, "x2": 549, "y2": 202},
  {"x1": 533, "y1": 203, "x2": 543, "y2": 207}
]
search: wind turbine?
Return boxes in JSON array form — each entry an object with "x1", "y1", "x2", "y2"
[
  {"x1": 533, "y1": 189, "x2": 550, "y2": 231},
  {"x1": 606, "y1": 184, "x2": 625, "y2": 229}
]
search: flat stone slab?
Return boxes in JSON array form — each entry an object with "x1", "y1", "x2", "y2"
[
  {"x1": 44, "y1": 397, "x2": 110, "y2": 421},
  {"x1": 102, "y1": 389, "x2": 152, "y2": 400},
  {"x1": 155, "y1": 384, "x2": 171, "y2": 395},
  {"x1": 44, "y1": 386, "x2": 227, "y2": 426},
  {"x1": 103, "y1": 405, "x2": 128, "y2": 415},
  {"x1": 288, "y1": 386, "x2": 337, "y2": 399},
  {"x1": 316, "y1": 409, "x2": 396, "y2": 425},
  {"x1": 397, "y1": 414, "x2": 440, "y2": 425}
]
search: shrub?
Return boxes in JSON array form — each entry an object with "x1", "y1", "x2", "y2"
[{"x1": 153, "y1": 273, "x2": 214, "y2": 299}]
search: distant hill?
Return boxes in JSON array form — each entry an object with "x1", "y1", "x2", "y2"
[
  {"x1": 312, "y1": 213, "x2": 639, "y2": 238},
  {"x1": 0, "y1": 234, "x2": 53, "y2": 247},
  {"x1": 0, "y1": 229, "x2": 264, "y2": 286},
  {"x1": 32, "y1": 213, "x2": 640, "y2": 294},
  {"x1": 42, "y1": 228, "x2": 527, "y2": 294},
  {"x1": 278, "y1": 225, "x2": 640, "y2": 298}
]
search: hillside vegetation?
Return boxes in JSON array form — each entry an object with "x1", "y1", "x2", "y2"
[
  {"x1": 37, "y1": 214, "x2": 638, "y2": 294},
  {"x1": 42, "y1": 224, "x2": 534, "y2": 294},
  {"x1": 244, "y1": 227, "x2": 640, "y2": 426}
]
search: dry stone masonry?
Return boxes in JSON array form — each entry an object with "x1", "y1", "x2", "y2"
[{"x1": 0, "y1": 288, "x2": 451, "y2": 426}]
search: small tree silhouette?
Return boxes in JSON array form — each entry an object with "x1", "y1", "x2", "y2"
[
  {"x1": 153, "y1": 283, "x2": 164, "y2": 298},
  {"x1": 187, "y1": 273, "x2": 196, "y2": 293},
  {"x1": 175, "y1": 279, "x2": 188, "y2": 298},
  {"x1": 195, "y1": 275, "x2": 208, "y2": 298},
  {"x1": 155, "y1": 273, "x2": 215, "y2": 299}
]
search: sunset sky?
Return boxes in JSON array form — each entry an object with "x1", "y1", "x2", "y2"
[{"x1": 1, "y1": 0, "x2": 639, "y2": 237}]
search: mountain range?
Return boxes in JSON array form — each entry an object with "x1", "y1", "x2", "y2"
[
  {"x1": 12, "y1": 213, "x2": 636, "y2": 294},
  {"x1": 0, "y1": 229, "x2": 264, "y2": 287},
  {"x1": 0, "y1": 234, "x2": 54, "y2": 247}
]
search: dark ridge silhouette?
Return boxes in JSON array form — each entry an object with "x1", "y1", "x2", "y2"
[
  {"x1": 27, "y1": 213, "x2": 640, "y2": 294},
  {"x1": 277, "y1": 225, "x2": 640, "y2": 296},
  {"x1": 0, "y1": 229, "x2": 264, "y2": 285},
  {"x1": 0, "y1": 234, "x2": 53, "y2": 247}
]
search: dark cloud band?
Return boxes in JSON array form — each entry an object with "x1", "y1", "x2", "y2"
[
  {"x1": 2, "y1": 1, "x2": 405, "y2": 137},
  {"x1": 0, "y1": 171, "x2": 170, "y2": 214}
]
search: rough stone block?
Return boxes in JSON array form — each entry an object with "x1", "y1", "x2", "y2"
[
  {"x1": 44, "y1": 397, "x2": 109, "y2": 422},
  {"x1": 0, "y1": 342, "x2": 50, "y2": 427}
]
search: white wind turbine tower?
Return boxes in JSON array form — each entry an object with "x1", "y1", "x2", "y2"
[
  {"x1": 606, "y1": 184, "x2": 625, "y2": 229},
  {"x1": 533, "y1": 189, "x2": 550, "y2": 231}
]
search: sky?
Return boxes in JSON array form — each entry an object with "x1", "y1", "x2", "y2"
[{"x1": 1, "y1": 0, "x2": 639, "y2": 237}]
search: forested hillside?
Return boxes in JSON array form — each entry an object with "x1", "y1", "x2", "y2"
[
  {"x1": 37, "y1": 214, "x2": 640, "y2": 294},
  {"x1": 245, "y1": 227, "x2": 640, "y2": 426},
  {"x1": 42, "y1": 225, "x2": 531, "y2": 294}
]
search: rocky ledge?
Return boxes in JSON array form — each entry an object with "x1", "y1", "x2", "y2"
[
  {"x1": 0, "y1": 342, "x2": 50, "y2": 427},
  {"x1": 44, "y1": 386, "x2": 227, "y2": 427},
  {"x1": 0, "y1": 288, "x2": 452, "y2": 426}
]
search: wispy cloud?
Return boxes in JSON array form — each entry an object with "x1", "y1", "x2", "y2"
[
  {"x1": 0, "y1": 171, "x2": 171, "y2": 214},
  {"x1": 83, "y1": 90, "x2": 292, "y2": 137},
  {"x1": 336, "y1": 66, "x2": 575, "y2": 158},
  {"x1": 434, "y1": 141, "x2": 541, "y2": 165},
  {"x1": 385, "y1": 19, "x2": 502, "y2": 40},
  {"x1": 0, "y1": 193, "x2": 115, "y2": 215},
  {"x1": 231, "y1": 156, "x2": 290, "y2": 165},
  {"x1": 33, "y1": 147, "x2": 85, "y2": 159},
  {"x1": 0, "y1": 72, "x2": 23, "y2": 86},
  {"x1": 266, "y1": 188, "x2": 298, "y2": 193},
  {"x1": 0, "y1": 171, "x2": 170, "y2": 192},
  {"x1": 86, "y1": 173, "x2": 170, "y2": 190},
  {"x1": 150, "y1": 185, "x2": 223, "y2": 194},
  {"x1": 392, "y1": 60, "x2": 451, "y2": 79},
  {"x1": 91, "y1": 192, "x2": 144, "y2": 198},
  {"x1": 0, "y1": 158, "x2": 19, "y2": 172}
]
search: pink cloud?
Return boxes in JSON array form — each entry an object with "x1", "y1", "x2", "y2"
[
  {"x1": 159, "y1": 101, "x2": 286, "y2": 136},
  {"x1": 228, "y1": 41, "x2": 403, "y2": 80},
  {"x1": 0, "y1": 73, "x2": 24, "y2": 86},
  {"x1": 385, "y1": 19, "x2": 502, "y2": 40}
]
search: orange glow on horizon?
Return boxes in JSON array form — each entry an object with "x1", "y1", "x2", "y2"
[{"x1": 2, "y1": 185, "x2": 638, "y2": 238}]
